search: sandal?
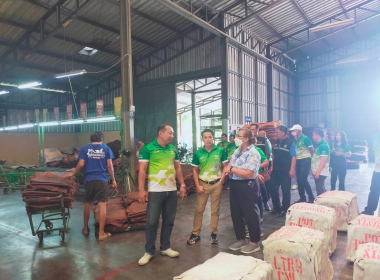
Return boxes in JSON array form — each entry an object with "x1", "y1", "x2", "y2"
[
  {"x1": 98, "y1": 232, "x2": 112, "y2": 242},
  {"x1": 82, "y1": 228, "x2": 90, "y2": 237}
]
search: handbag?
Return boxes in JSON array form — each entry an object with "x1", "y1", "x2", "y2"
[{"x1": 258, "y1": 167, "x2": 270, "y2": 184}]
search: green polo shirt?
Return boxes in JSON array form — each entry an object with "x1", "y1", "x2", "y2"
[
  {"x1": 217, "y1": 141, "x2": 229, "y2": 151},
  {"x1": 311, "y1": 139, "x2": 330, "y2": 176},
  {"x1": 334, "y1": 143, "x2": 351, "y2": 154},
  {"x1": 227, "y1": 142, "x2": 238, "y2": 159},
  {"x1": 139, "y1": 138, "x2": 179, "y2": 192},
  {"x1": 192, "y1": 145, "x2": 228, "y2": 181},
  {"x1": 255, "y1": 146, "x2": 267, "y2": 173},
  {"x1": 295, "y1": 134, "x2": 313, "y2": 160}
]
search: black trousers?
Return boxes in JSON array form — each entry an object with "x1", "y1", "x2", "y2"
[
  {"x1": 314, "y1": 176, "x2": 327, "y2": 196},
  {"x1": 268, "y1": 170, "x2": 291, "y2": 212},
  {"x1": 331, "y1": 164, "x2": 347, "y2": 191},
  {"x1": 296, "y1": 158, "x2": 314, "y2": 200},
  {"x1": 230, "y1": 179, "x2": 261, "y2": 243},
  {"x1": 363, "y1": 172, "x2": 380, "y2": 215},
  {"x1": 260, "y1": 183, "x2": 269, "y2": 204}
]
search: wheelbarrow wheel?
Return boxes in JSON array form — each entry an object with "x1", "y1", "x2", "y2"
[
  {"x1": 3, "y1": 189, "x2": 8, "y2": 194},
  {"x1": 11, "y1": 188, "x2": 16, "y2": 192},
  {"x1": 60, "y1": 231, "x2": 65, "y2": 242},
  {"x1": 37, "y1": 232, "x2": 43, "y2": 243},
  {"x1": 44, "y1": 221, "x2": 53, "y2": 230}
]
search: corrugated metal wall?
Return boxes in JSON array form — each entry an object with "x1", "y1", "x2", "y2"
[
  {"x1": 272, "y1": 68, "x2": 295, "y2": 127},
  {"x1": 299, "y1": 75, "x2": 341, "y2": 128}
]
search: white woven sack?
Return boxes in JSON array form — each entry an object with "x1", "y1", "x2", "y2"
[
  {"x1": 353, "y1": 243, "x2": 380, "y2": 280},
  {"x1": 314, "y1": 190, "x2": 360, "y2": 231},
  {"x1": 286, "y1": 203, "x2": 337, "y2": 255},
  {"x1": 263, "y1": 226, "x2": 333, "y2": 280}
]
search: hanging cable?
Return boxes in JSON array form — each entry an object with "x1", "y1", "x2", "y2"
[
  {"x1": 86, "y1": 53, "x2": 129, "y2": 74},
  {"x1": 68, "y1": 77, "x2": 79, "y2": 118}
]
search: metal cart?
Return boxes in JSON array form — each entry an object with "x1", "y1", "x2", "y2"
[
  {"x1": 0, "y1": 165, "x2": 35, "y2": 194},
  {"x1": 26, "y1": 195, "x2": 70, "y2": 243}
]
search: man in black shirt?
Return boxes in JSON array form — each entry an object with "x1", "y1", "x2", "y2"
[{"x1": 267, "y1": 125, "x2": 297, "y2": 217}]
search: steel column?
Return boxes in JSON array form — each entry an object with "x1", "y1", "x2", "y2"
[
  {"x1": 295, "y1": 78, "x2": 300, "y2": 124},
  {"x1": 191, "y1": 91, "x2": 197, "y2": 151},
  {"x1": 220, "y1": 37, "x2": 229, "y2": 133},
  {"x1": 266, "y1": 46, "x2": 273, "y2": 122},
  {"x1": 120, "y1": 0, "x2": 135, "y2": 193}
]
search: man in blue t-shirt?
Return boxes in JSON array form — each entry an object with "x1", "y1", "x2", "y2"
[{"x1": 67, "y1": 131, "x2": 116, "y2": 241}]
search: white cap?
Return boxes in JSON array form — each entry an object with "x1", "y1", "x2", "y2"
[{"x1": 289, "y1": 124, "x2": 302, "y2": 131}]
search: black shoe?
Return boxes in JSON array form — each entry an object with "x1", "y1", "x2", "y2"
[
  {"x1": 268, "y1": 209, "x2": 280, "y2": 214},
  {"x1": 307, "y1": 198, "x2": 315, "y2": 204},
  {"x1": 278, "y1": 211, "x2": 286, "y2": 217},
  {"x1": 210, "y1": 233, "x2": 218, "y2": 244},
  {"x1": 293, "y1": 198, "x2": 307, "y2": 204},
  {"x1": 264, "y1": 203, "x2": 272, "y2": 211},
  {"x1": 187, "y1": 233, "x2": 201, "y2": 245}
]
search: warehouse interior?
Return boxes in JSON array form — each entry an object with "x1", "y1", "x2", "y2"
[{"x1": 1, "y1": 0, "x2": 380, "y2": 279}]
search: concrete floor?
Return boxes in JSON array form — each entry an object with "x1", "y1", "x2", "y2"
[{"x1": 0, "y1": 163, "x2": 376, "y2": 280}]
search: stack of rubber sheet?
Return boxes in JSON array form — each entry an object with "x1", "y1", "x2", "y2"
[
  {"x1": 258, "y1": 120, "x2": 281, "y2": 144},
  {"x1": 106, "y1": 140, "x2": 121, "y2": 159},
  {"x1": 43, "y1": 148, "x2": 79, "y2": 168},
  {"x1": 348, "y1": 140, "x2": 369, "y2": 169},
  {"x1": 94, "y1": 191, "x2": 147, "y2": 234},
  {"x1": 112, "y1": 158, "x2": 122, "y2": 173},
  {"x1": 22, "y1": 172, "x2": 78, "y2": 213},
  {"x1": 176, "y1": 172, "x2": 196, "y2": 194}
]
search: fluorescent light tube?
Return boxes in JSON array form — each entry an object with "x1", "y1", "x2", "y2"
[
  {"x1": 4, "y1": 126, "x2": 18, "y2": 130},
  {"x1": 86, "y1": 116, "x2": 116, "y2": 122},
  {"x1": 18, "y1": 81, "x2": 42, "y2": 89},
  {"x1": 0, "y1": 90, "x2": 9, "y2": 95},
  {"x1": 60, "y1": 119, "x2": 84, "y2": 125},
  {"x1": 336, "y1": 58, "x2": 368, "y2": 65},
  {"x1": 310, "y1": 18, "x2": 354, "y2": 32},
  {"x1": 54, "y1": 69, "x2": 87, "y2": 79},
  {"x1": 39, "y1": 121, "x2": 59, "y2": 127},
  {"x1": 18, "y1": 124, "x2": 35, "y2": 129}
]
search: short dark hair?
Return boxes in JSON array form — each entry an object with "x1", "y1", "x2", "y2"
[
  {"x1": 157, "y1": 124, "x2": 171, "y2": 136},
  {"x1": 276, "y1": 125, "x2": 288, "y2": 135},
  {"x1": 221, "y1": 133, "x2": 227, "y2": 137},
  {"x1": 90, "y1": 132, "x2": 104, "y2": 142},
  {"x1": 250, "y1": 123, "x2": 259, "y2": 130},
  {"x1": 229, "y1": 134, "x2": 235, "y2": 139},
  {"x1": 201, "y1": 129, "x2": 214, "y2": 137},
  {"x1": 313, "y1": 128, "x2": 325, "y2": 138}
]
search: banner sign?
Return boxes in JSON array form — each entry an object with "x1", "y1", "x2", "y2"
[
  {"x1": 2, "y1": 115, "x2": 6, "y2": 127},
  {"x1": 80, "y1": 103, "x2": 87, "y2": 119},
  {"x1": 66, "y1": 105, "x2": 72, "y2": 120},
  {"x1": 9, "y1": 114, "x2": 13, "y2": 125},
  {"x1": 54, "y1": 107, "x2": 59, "y2": 121},
  {"x1": 35, "y1": 109, "x2": 39, "y2": 123},
  {"x1": 96, "y1": 100, "x2": 104, "y2": 117},
  {"x1": 245, "y1": 116, "x2": 252, "y2": 124},
  {"x1": 43, "y1": 108, "x2": 48, "y2": 122},
  {"x1": 17, "y1": 113, "x2": 21, "y2": 125},
  {"x1": 26, "y1": 111, "x2": 30, "y2": 123},
  {"x1": 114, "y1": 97, "x2": 122, "y2": 116}
]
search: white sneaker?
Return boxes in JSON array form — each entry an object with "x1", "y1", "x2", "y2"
[
  {"x1": 138, "y1": 253, "x2": 153, "y2": 266},
  {"x1": 160, "y1": 248, "x2": 179, "y2": 258},
  {"x1": 291, "y1": 184, "x2": 298, "y2": 190}
]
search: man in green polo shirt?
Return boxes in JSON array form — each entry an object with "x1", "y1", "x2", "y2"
[
  {"x1": 187, "y1": 129, "x2": 228, "y2": 245},
  {"x1": 217, "y1": 133, "x2": 229, "y2": 150},
  {"x1": 311, "y1": 128, "x2": 330, "y2": 196},
  {"x1": 227, "y1": 134, "x2": 238, "y2": 160},
  {"x1": 289, "y1": 124, "x2": 315, "y2": 203},
  {"x1": 138, "y1": 124, "x2": 186, "y2": 266}
]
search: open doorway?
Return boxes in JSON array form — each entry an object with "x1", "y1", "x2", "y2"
[{"x1": 176, "y1": 77, "x2": 222, "y2": 162}]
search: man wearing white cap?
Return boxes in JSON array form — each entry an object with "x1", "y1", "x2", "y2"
[{"x1": 289, "y1": 124, "x2": 315, "y2": 203}]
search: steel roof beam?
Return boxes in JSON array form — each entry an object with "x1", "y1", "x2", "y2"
[
  {"x1": 268, "y1": 0, "x2": 376, "y2": 47},
  {"x1": 338, "y1": 0, "x2": 358, "y2": 39}
]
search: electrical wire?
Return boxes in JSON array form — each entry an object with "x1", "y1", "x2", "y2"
[
  {"x1": 86, "y1": 53, "x2": 129, "y2": 74},
  {"x1": 68, "y1": 76, "x2": 80, "y2": 118}
]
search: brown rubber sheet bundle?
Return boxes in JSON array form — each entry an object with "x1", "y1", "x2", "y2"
[
  {"x1": 45, "y1": 148, "x2": 79, "y2": 168},
  {"x1": 176, "y1": 172, "x2": 196, "y2": 194},
  {"x1": 22, "y1": 172, "x2": 78, "y2": 213},
  {"x1": 258, "y1": 120, "x2": 281, "y2": 144}
]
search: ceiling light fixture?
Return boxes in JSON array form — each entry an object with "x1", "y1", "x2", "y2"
[
  {"x1": 86, "y1": 116, "x2": 116, "y2": 122},
  {"x1": 0, "y1": 90, "x2": 9, "y2": 95},
  {"x1": 60, "y1": 119, "x2": 84, "y2": 125},
  {"x1": 54, "y1": 69, "x2": 87, "y2": 79},
  {"x1": 310, "y1": 18, "x2": 354, "y2": 33},
  {"x1": 4, "y1": 126, "x2": 18, "y2": 130},
  {"x1": 18, "y1": 124, "x2": 35, "y2": 129},
  {"x1": 18, "y1": 81, "x2": 42, "y2": 89},
  {"x1": 335, "y1": 57, "x2": 368, "y2": 65},
  {"x1": 39, "y1": 121, "x2": 59, "y2": 127}
]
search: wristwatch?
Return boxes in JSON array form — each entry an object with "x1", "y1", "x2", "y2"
[{"x1": 180, "y1": 184, "x2": 186, "y2": 188}]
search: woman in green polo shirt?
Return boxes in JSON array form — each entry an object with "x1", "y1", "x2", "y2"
[{"x1": 330, "y1": 131, "x2": 351, "y2": 191}]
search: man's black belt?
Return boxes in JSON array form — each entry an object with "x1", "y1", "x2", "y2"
[{"x1": 200, "y1": 178, "x2": 221, "y2": 185}]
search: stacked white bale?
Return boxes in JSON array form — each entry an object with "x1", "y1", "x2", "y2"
[
  {"x1": 346, "y1": 215, "x2": 380, "y2": 262},
  {"x1": 263, "y1": 226, "x2": 333, "y2": 280},
  {"x1": 353, "y1": 243, "x2": 380, "y2": 280},
  {"x1": 314, "y1": 190, "x2": 360, "y2": 231},
  {"x1": 285, "y1": 203, "x2": 337, "y2": 255},
  {"x1": 173, "y1": 252, "x2": 272, "y2": 280}
]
